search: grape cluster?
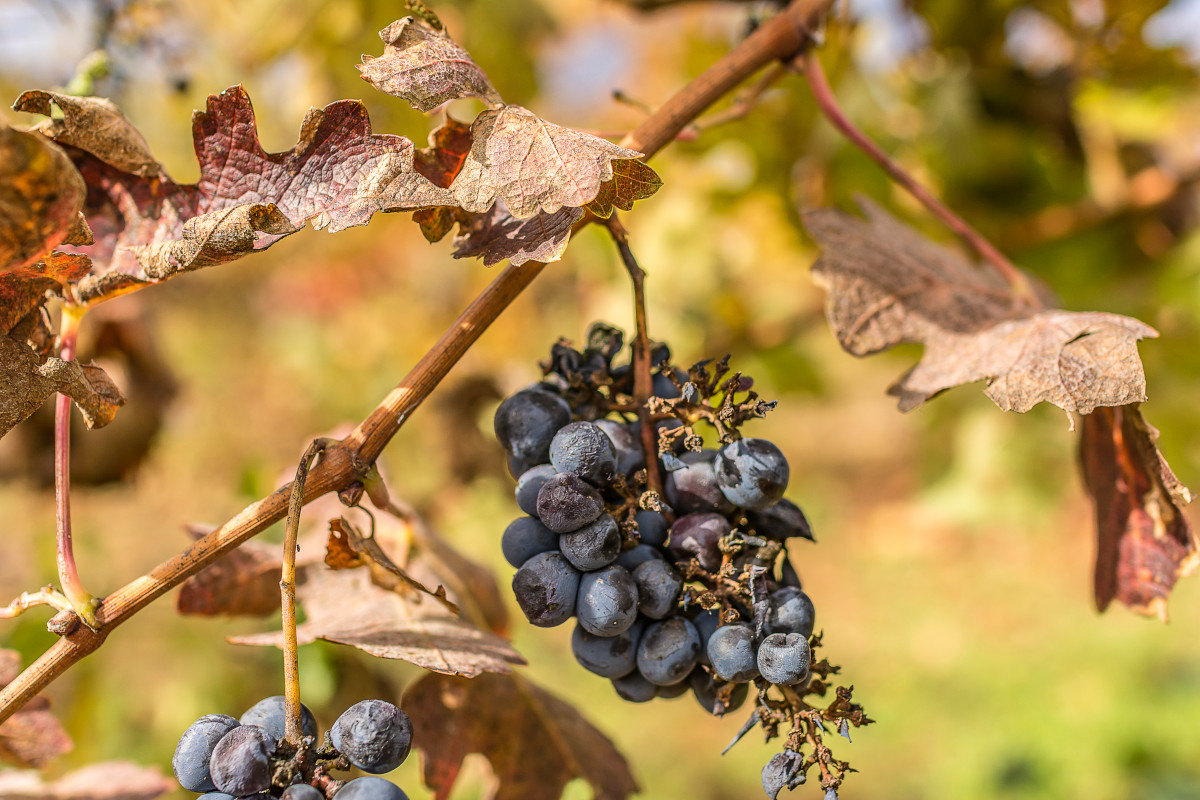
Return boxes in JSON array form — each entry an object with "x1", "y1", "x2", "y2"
[{"x1": 173, "y1": 696, "x2": 413, "y2": 799}]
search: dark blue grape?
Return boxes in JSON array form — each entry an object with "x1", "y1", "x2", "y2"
[
  {"x1": 664, "y1": 450, "x2": 736, "y2": 514},
  {"x1": 512, "y1": 552, "x2": 580, "y2": 627},
  {"x1": 209, "y1": 725, "x2": 276, "y2": 797},
  {"x1": 715, "y1": 438, "x2": 789, "y2": 509},
  {"x1": 197, "y1": 794, "x2": 237, "y2": 800},
  {"x1": 331, "y1": 699, "x2": 412, "y2": 774},
  {"x1": 633, "y1": 510, "x2": 669, "y2": 548},
  {"x1": 494, "y1": 389, "x2": 572, "y2": 472},
  {"x1": 766, "y1": 587, "x2": 815, "y2": 638},
  {"x1": 690, "y1": 669, "x2": 750, "y2": 716},
  {"x1": 668, "y1": 512, "x2": 729, "y2": 570},
  {"x1": 514, "y1": 464, "x2": 556, "y2": 516},
  {"x1": 761, "y1": 749, "x2": 805, "y2": 799},
  {"x1": 746, "y1": 498, "x2": 813, "y2": 541},
  {"x1": 692, "y1": 608, "x2": 720, "y2": 666},
  {"x1": 615, "y1": 544, "x2": 663, "y2": 572},
  {"x1": 173, "y1": 714, "x2": 240, "y2": 792},
  {"x1": 612, "y1": 670, "x2": 658, "y2": 703},
  {"x1": 632, "y1": 559, "x2": 681, "y2": 619},
  {"x1": 637, "y1": 617, "x2": 701, "y2": 685},
  {"x1": 594, "y1": 419, "x2": 645, "y2": 476},
  {"x1": 707, "y1": 623, "x2": 760, "y2": 682},
  {"x1": 576, "y1": 565, "x2": 639, "y2": 637},
  {"x1": 571, "y1": 618, "x2": 643, "y2": 678},
  {"x1": 282, "y1": 787, "x2": 325, "y2": 800},
  {"x1": 501, "y1": 517, "x2": 559, "y2": 569},
  {"x1": 549, "y1": 422, "x2": 617, "y2": 485},
  {"x1": 757, "y1": 633, "x2": 810, "y2": 685},
  {"x1": 655, "y1": 677, "x2": 691, "y2": 699},
  {"x1": 334, "y1": 776, "x2": 410, "y2": 800},
  {"x1": 239, "y1": 696, "x2": 317, "y2": 741},
  {"x1": 560, "y1": 513, "x2": 621, "y2": 571},
  {"x1": 535, "y1": 473, "x2": 604, "y2": 533},
  {"x1": 652, "y1": 367, "x2": 687, "y2": 398}
]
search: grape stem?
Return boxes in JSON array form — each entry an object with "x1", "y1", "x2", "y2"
[
  {"x1": 54, "y1": 306, "x2": 99, "y2": 631},
  {"x1": 603, "y1": 214, "x2": 666, "y2": 507},
  {"x1": 281, "y1": 439, "x2": 331, "y2": 745},
  {"x1": 796, "y1": 49, "x2": 1042, "y2": 309},
  {"x1": 0, "y1": 0, "x2": 834, "y2": 726}
]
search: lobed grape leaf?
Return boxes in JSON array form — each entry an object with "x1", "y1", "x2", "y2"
[
  {"x1": 452, "y1": 105, "x2": 644, "y2": 220},
  {"x1": 11, "y1": 86, "x2": 454, "y2": 304},
  {"x1": 0, "y1": 334, "x2": 125, "y2": 439},
  {"x1": 804, "y1": 198, "x2": 1157, "y2": 414},
  {"x1": 586, "y1": 158, "x2": 663, "y2": 219},
  {"x1": 0, "y1": 126, "x2": 88, "y2": 274},
  {"x1": 326, "y1": 516, "x2": 459, "y2": 613},
  {"x1": 0, "y1": 650, "x2": 72, "y2": 768},
  {"x1": 405, "y1": 672, "x2": 639, "y2": 800},
  {"x1": 452, "y1": 203, "x2": 584, "y2": 267},
  {"x1": 0, "y1": 761, "x2": 173, "y2": 800},
  {"x1": 1080, "y1": 404, "x2": 1197, "y2": 620},
  {"x1": 176, "y1": 531, "x2": 283, "y2": 618},
  {"x1": 358, "y1": 16, "x2": 503, "y2": 113}
]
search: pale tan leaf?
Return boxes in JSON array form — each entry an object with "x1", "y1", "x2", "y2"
[{"x1": 452, "y1": 204, "x2": 583, "y2": 266}]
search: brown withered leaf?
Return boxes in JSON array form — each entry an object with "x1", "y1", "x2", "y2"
[
  {"x1": 414, "y1": 116, "x2": 474, "y2": 188},
  {"x1": 0, "y1": 252, "x2": 92, "y2": 334},
  {"x1": 0, "y1": 649, "x2": 72, "y2": 768},
  {"x1": 12, "y1": 87, "x2": 452, "y2": 304},
  {"x1": 176, "y1": 536, "x2": 282, "y2": 617},
  {"x1": 452, "y1": 203, "x2": 584, "y2": 267},
  {"x1": 0, "y1": 761, "x2": 173, "y2": 800},
  {"x1": 406, "y1": 672, "x2": 638, "y2": 800},
  {"x1": 0, "y1": 336, "x2": 125, "y2": 438},
  {"x1": 358, "y1": 16, "x2": 503, "y2": 113},
  {"x1": 15, "y1": 91, "x2": 164, "y2": 179},
  {"x1": 326, "y1": 516, "x2": 458, "y2": 614},
  {"x1": 228, "y1": 566, "x2": 523, "y2": 677},
  {"x1": 1080, "y1": 404, "x2": 1198, "y2": 620},
  {"x1": 586, "y1": 158, "x2": 663, "y2": 219},
  {"x1": 452, "y1": 105, "x2": 643, "y2": 219},
  {"x1": 0, "y1": 126, "x2": 86, "y2": 273},
  {"x1": 805, "y1": 198, "x2": 1156, "y2": 413}
]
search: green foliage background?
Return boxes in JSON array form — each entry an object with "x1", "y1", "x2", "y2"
[{"x1": 3, "y1": 0, "x2": 1200, "y2": 798}]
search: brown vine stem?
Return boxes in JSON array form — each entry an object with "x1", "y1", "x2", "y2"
[
  {"x1": 603, "y1": 214, "x2": 665, "y2": 504},
  {"x1": 54, "y1": 306, "x2": 99, "y2": 630},
  {"x1": 0, "y1": 0, "x2": 833, "y2": 726},
  {"x1": 797, "y1": 49, "x2": 1042, "y2": 309},
  {"x1": 281, "y1": 439, "x2": 330, "y2": 745}
]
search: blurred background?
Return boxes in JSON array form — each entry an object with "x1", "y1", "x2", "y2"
[{"x1": 3, "y1": 0, "x2": 1200, "y2": 798}]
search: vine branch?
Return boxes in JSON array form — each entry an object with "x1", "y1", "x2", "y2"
[{"x1": 0, "y1": 0, "x2": 834, "y2": 726}]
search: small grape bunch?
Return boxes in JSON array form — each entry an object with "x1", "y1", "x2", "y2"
[
  {"x1": 494, "y1": 323, "x2": 869, "y2": 797},
  {"x1": 173, "y1": 695, "x2": 413, "y2": 799}
]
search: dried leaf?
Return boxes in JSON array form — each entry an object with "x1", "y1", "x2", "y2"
[
  {"x1": 805, "y1": 198, "x2": 1156, "y2": 413},
  {"x1": 586, "y1": 158, "x2": 663, "y2": 219},
  {"x1": 229, "y1": 566, "x2": 523, "y2": 677},
  {"x1": 1080, "y1": 404, "x2": 1197, "y2": 619},
  {"x1": 452, "y1": 204, "x2": 584, "y2": 267},
  {"x1": 176, "y1": 537, "x2": 282, "y2": 617},
  {"x1": 414, "y1": 116, "x2": 474, "y2": 188},
  {"x1": 358, "y1": 17, "x2": 503, "y2": 112},
  {"x1": 326, "y1": 517, "x2": 458, "y2": 613},
  {"x1": 12, "y1": 86, "x2": 453, "y2": 304},
  {"x1": 0, "y1": 337, "x2": 125, "y2": 438},
  {"x1": 0, "y1": 761, "x2": 173, "y2": 800},
  {"x1": 0, "y1": 126, "x2": 86, "y2": 272},
  {"x1": 452, "y1": 106, "x2": 643, "y2": 219},
  {"x1": 15, "y1": 91, "x2": 164, "y2": 178},
  {"x1": 0, "y1": 649, "x2": 72, "y2": 768},
  {"x1": 405, "y1": 672, "x2": 638, "y2": 800},
  {"x1": 0, "y1": 253, "x2": 92, "y2": 334}
]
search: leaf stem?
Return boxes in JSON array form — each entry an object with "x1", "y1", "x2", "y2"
[
  {"x1": 54, "y1": 306, "x2": 99, "y2": 631},
  {"x1": 0, "y1": 0, "x2": 835, "y2": 726},
  {"x1": 797, "y1": 50, "x2": 1041, "y2": 308},
  {"x1": 281, "y1": 439, "x2": 330, "y2": 745},
  {"x1": 603, "y1": 215, "x2": 665, "y2": 505}
]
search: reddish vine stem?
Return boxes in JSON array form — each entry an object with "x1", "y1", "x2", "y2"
[
  {"x1": 54, "y1": 307, "x2": 98, "y2": 630},
  {"x1": 797, "y1": 49, "x2": 1042, "y2": 308},
  {"x1": 603, "y1": 214, "x2": 665, "y2": 504},
  {"x1": 281, "y1": 439, "x2": 330, "y2": 745},
  {"x1": 0, "y1": 0, "x2": 833, "y2": 726}
]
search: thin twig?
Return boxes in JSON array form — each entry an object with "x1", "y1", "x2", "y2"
[
  {"x1": 0, "y1": 0, "x2": 834, "y2": 726},
  {"x1": 54, "y1": 306, "x2": 98, "y2": 630},
  {"x1": 797, "y1": 50, "x2": 1041, "y2": 308},
  {"x1": 281, "y1": 439, "x2": 330, "y2": 745},
  {"x1": 0, "y1": 587, "x2": 72, "y2": 619},
  {"x1": 603, "y1": 215, "x2": 665, "y2": 504}
]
